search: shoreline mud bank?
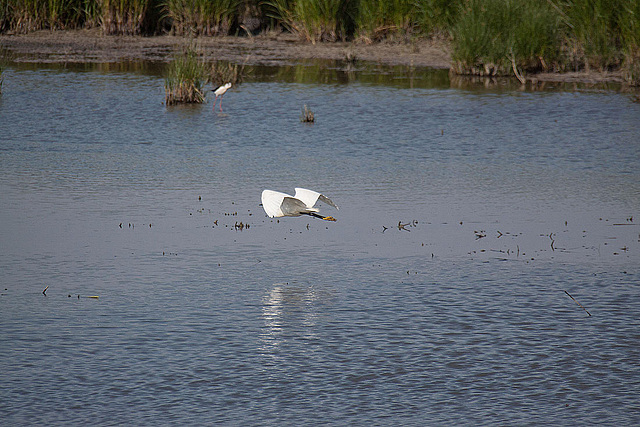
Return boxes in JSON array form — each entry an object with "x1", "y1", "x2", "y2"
[{"x1": 0, "y1": 29, "x2": 627, "y2": 85}]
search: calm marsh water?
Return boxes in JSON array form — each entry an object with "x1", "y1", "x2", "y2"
[{"x1": 1, "y1": 61, "x2": 640, "y2": 425}]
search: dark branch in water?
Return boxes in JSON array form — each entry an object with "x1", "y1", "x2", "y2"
[
  {"x1": 43, "y1": 285, "x2": 48, "y2": 296},
  {"x1": 398, "y1": 221, "x2": 411, "y2": 232},
  {"x1": 564, "y1": 290, "x2": 591, "y2": 317}
]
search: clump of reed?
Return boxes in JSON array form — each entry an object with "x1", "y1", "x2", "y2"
[
  {"x1": 451, "y1": 0, "x2": 560, "y2": 78},
  {"x1": 209, "y1": 59, "x2": 246, "y2": 88},
  {"x1": 161, "y1": 0, "x2": 237, "y2": 36},
  {"x1": 265, "y1": 0, "x2": 350, "y2": 43},
  {"x1": 450, "y1": 0, "x2": 640, "y2": 79},
  {"x1": 562, "y1": 0, "x2": 622, "y2": 71},
  {"x1": 413, "y1": 0, "x2": 459, "y2": 35},
  {"x1": 300, "y1": 104, "x2": 314, "y2": 122},
  {"x1": 561, "y1": 0, "x2": 640, "y2": 78},
  {"x1": 622, "y1": 48, "x2": 640, "y2": 86},
  {"x1": 98, "y1": 0, "x2": 155, "y2": 35},
  {"x1": 617, "y1": 0, "x2": 640, "y2": 85},
  {"x1": 0, "y1": 0, "x2": 90, "y2": 32},
  {"x1": 164, "y1": 44, "x2": 208, "y2": 105},
  {"x1": 0, "y1": 47, "x2": 10, "y2": 94},
  {"x1": 0, "y1": 0, "x2": 158, "y2": 33},
  {"x1": 354, "y1": 0, "x2": 416, "y2": 43}
]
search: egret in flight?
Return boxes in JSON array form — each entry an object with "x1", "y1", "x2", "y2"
[
  {"x1": 261, "y1": 188, "x2": 338, "y2": 221},
  {"x1": 212, "y1": 82, "x2": 232, "y2": 112}
]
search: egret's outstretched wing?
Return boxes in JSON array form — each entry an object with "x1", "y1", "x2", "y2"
[
  {"x1": 294, "y1": 188, "x2": 338, "y2": 210},
  {"x1": 262, "y1": 190, "x2": 289, "y2": 218},
  {"x1": 318, "y1": 194, "x2": 338, "y2": 210},
  {"x1": 293, "y1": 188, "x2": 320, "y2": 208},
  {"x1": 294, "y1": 188, "x2": 338, "y2": 209}
]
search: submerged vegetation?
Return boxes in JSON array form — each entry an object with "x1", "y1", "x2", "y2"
[
  {"x1": 0, "y1": 0, "x2": 639, "y2": 83},
  {"x1": 164, "y1": 44, "x2": 207, "y2": 105}
]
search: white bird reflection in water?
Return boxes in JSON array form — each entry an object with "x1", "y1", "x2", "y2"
[{"x1": 259, "y1": 282, "x2": 331, "y2": 355}]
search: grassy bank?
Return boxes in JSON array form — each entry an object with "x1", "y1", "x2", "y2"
[
  {"x1": 1, "y1": 0, "x2": 638, "y2": 83},
  {"x1": 450, "y1": 0, "x2": 640, "y2": 83}
]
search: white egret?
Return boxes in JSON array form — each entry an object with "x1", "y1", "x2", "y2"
[
  {"x1": 261, "y1": 188, "x2": 338, "y2": 221},
  {"x1": 212, "y1": 82, "x2": 232, "y2": 112}
]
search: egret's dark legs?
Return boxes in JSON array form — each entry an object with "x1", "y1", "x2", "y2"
[{"x1": 305, "y1": 212, "x2": 337, "y2": 221}]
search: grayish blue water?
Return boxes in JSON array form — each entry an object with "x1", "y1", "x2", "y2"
[{"x1": 1, "y1": 62, "x2": 640, "y2": 425}]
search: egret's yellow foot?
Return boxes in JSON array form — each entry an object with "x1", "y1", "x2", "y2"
[{"x1": 322, "y1": 216, "x2": 337, "y2": 222}]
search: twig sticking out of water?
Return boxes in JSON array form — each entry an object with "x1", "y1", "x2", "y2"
[
  {"x1": 398, "y1": 221, "x2": 411, "y2": 231},
  {"x1": 564, "y1": 290, "x2": 591, "y2": 317},
  {"x1": 398, "y1": 220, "x2": 418, "y2": 231},
  {"x1": 43, "y1": 285, "x2": 48, "y2": 296},
  {"x1": 300, "y1": 105, "x2": 315, "y2": 123},
  {"x1": 510, "y1": 49, "x2": 526, "y2": 84}
]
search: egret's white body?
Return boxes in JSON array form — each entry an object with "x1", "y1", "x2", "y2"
[
  {"x1": 212, "y1": 83, "x2": 232, "y2": 111},
  {"x1": 261, "y1": 188, "x2": 338, "y2": 221}
]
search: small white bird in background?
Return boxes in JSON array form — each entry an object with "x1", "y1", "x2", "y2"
[
  {"x1": 261, "y1": 188, "x2": 339, "y2": 221},
  {"x1": 212, "y1": 82, "x2": 232, "y2": 112}
]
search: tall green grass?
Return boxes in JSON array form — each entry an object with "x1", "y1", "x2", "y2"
[
  {"x1": 619, "y1": 0, "x2": 640, "y2": 84},
  {"x1": 98, "y1": 0, "x2": 155, "y2": 34},
  {"x1": 162, "y1": 0, "x2": 237, "y2": 36},
  {"x1": 0, "y1": 0, "x2": 104, "y2": 31},
  {"x1": 164, "y1": 43, "x2": 208, "y2": 105},
  {"x1": 1, "y1": 0, "x2": 640, "y2": 83},
  {"x1": 355, "y1": 0, "x2": 414, "y2": 42},
  {"x1": 451, "y1": 0, "x2": 560, "y2": 76},
  {"x1": 562, "y1": 0, "x2": 621, "y2": 70},
  {"x1": 265, "y1": 0, "x2": 350, "y2": 43}
]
